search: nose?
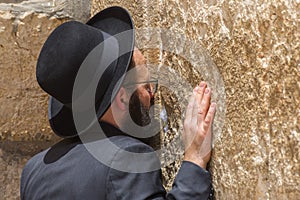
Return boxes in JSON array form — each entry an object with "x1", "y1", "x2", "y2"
[
  {"x1": 149, "y1": 84, "x2": 155, "y2": 98},
  {"x1": 149, "y1": 91, "x2": 155, "y2": 99}
]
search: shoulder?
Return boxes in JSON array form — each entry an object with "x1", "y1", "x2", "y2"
[
  {"x1": 110, "y1": 135, "x2": 155, "y2": 153},
  {"x1": 105, "y1": 136, "x2": 165, "y2": 199},
  {"x1": 23, "y1": 149, "x2": 48, "y2": 171},
  {"x1": 20, "y1": 148, "x2": 48, "y2": 194},
  {"x1": 108, "y1": 135, "x2": 161, "y2": 173}
]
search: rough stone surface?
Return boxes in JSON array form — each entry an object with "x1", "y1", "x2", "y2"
[
  {"x1": 0, "y1": 0, "x2": 91, "y2": 22},
  {"x1": 93, "y1": 0, "x2": 300, "y2": 199},
  {"x1": 0, "y1": 0, "x2": 91, "y2": 198}
]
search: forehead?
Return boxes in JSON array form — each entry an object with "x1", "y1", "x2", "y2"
[
  {"x1": 131, "y1": 48, "x2": 149, "y2": 81},
  {"x1": 132, "y1": 48, "x2": 146, "y2": 66}
]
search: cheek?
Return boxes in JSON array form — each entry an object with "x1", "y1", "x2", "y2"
[{"x1": 139, "y1": 90, "x2": 151, "y2": 107}]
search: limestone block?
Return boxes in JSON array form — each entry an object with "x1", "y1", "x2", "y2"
[
  {"x1": 0, "y1": 0, "x2": 90, "y2": 142},
  {"x1": 0, "y1": 0, "x2": 92, "y2": 198},
  {"x1": 0, "y1": 10, "x2": 63, "y2": 200},
  {"x1": 0, "y1": 8, "x2": 65, "y2": 142}
]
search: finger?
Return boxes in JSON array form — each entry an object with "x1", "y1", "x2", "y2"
[
  {"x1": 199, "y1": 103, "x2": 216, "y2": 157},
  {"x1": 199, "y1": 127, "x2": 212, "y2": 158},
  {"x1": 202, "y1": 103, "x2": 216, "y2": 133},
  {"x1": 184, "y1": 92, "x2": 196, "y2": 126},
  {"x1": 199, "y1": 87, "x2": 211, "y2": 122},
  {"x1": 191, "y1": 92, "x2": 200, "y2": 128},
  {"x1": 196, "y1": 82, "x2": 206, "y2": 127},
  {"x1": 196, "y1": 81, "x2": 207, "y2": 104}
]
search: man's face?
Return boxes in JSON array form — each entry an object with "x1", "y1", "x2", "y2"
[
  {"x1": 128, "y1": 86, "x2": 155, "y2": 126},
  {"x1": 125, "y1": 49, "x2": 155, "y2": 127}
]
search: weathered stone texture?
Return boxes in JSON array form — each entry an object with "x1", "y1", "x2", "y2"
[
  {"x1": 0, "y1": 11, "x2": 64, "y2": 199},
  {"x1": 92, "y1": 0, "x2": 300, "y2": 199},
  {"x1": 0, "y1": 0, "x2": 92, "y2": 198},
  {"x1": 0, "y1": 12, "x2": 60, "y2": 141}
]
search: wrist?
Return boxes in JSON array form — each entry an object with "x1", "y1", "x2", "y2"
[{"x1": 183, "y1": 155, "x2": 207, "y2": 169}]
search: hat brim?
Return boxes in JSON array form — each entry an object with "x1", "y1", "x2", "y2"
[{"x1": 49, "y1": 6, "x2": 135, "y2": 137}]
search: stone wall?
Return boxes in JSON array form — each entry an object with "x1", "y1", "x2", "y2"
[
  {"x1": 0, "y1": 0, "x2": 299, "y2": 199},
  {"x1": 0, "y1": 0, "x2": 91, "y2": 199}
]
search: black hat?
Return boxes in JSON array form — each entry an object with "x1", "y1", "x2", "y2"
[{"x1": 36, "y1": 6, "x2": 135, "y2": 137}]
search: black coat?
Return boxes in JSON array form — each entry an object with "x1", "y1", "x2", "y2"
[{"x1": 21, "y1": 122, "x2": 213, "y2": 199}]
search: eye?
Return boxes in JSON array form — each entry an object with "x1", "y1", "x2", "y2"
[{"x1": 144, "y1": 84, "x2": 151, "y2": 93}]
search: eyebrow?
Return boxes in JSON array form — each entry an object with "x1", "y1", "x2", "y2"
[{"x1": 123, "y1": 79, "x2": 157, "y2": 86}]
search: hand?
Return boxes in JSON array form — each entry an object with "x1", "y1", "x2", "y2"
[{"x1": 183, "y1": 82, "x2": 216, "y2": 169}]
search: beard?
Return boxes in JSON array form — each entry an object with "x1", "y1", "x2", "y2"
[
  {"x1": 124, "y1": 90, "x2": 160, "y2": 149},
  {"x1": 128, "y1": 90, "x2": 154, "y2": 127}
]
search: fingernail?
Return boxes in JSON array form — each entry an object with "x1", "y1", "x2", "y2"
[
  {"x1": 211, "y1": 103, "x2": 216, "y2": 108},
  {"x1": 205, "y1": 88, "x2": 210, "y2": 94},
  {"x1": 200, "y1": 82, "x2": 205, "y2": 87},
  {"x1": 193, "y1": 86, "x2": 200, "y2": 95}
]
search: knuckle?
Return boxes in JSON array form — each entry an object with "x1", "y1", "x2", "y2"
[
  {"x1": 198, "y1": 131, "x2": 205, "y2": 139},
  {"x1": 196, "y1": 133, "x2": 205, "y2": 143},
  {"x1": 204, "y1": 119, "x2": 210, "y2": 124}
]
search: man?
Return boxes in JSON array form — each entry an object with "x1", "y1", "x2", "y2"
[{"x1": 21, "y1": 6, "x2": 216, "y2": 199}]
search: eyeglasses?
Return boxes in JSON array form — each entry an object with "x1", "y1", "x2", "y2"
[{"x1": 123, "y1": 79, "x2": 158, "y2": 95}]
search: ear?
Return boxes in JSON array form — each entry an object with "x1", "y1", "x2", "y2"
[{"x1": 114, "y1": 87, "x2": 128, "y2": 111}]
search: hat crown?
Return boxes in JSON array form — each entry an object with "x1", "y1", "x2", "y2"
[{"x1": 36, "y1": 21, "x2": 106, "y2": 104}]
